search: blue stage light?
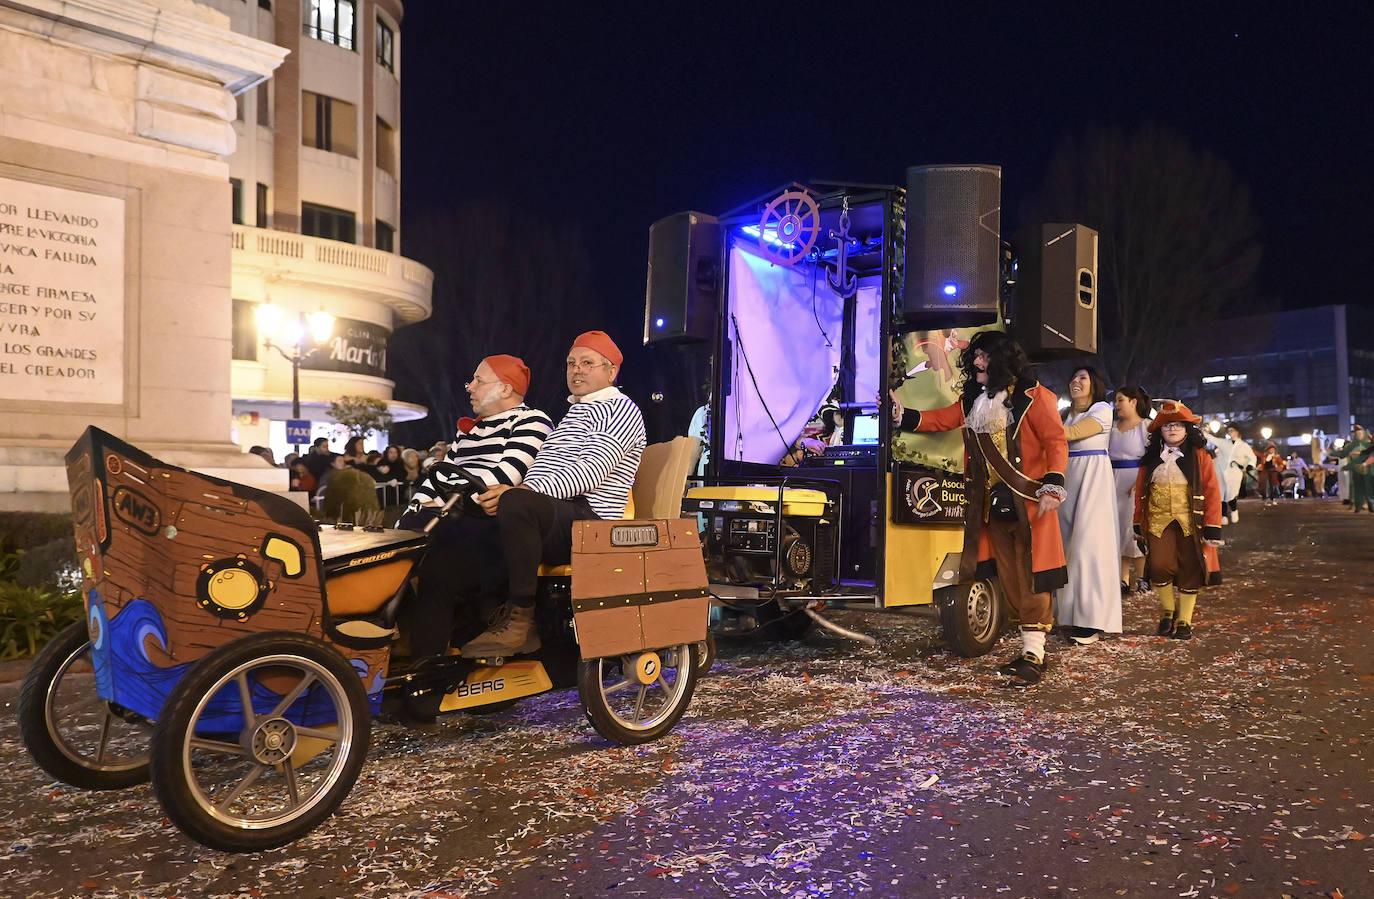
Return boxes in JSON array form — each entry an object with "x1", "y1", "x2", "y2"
[
  {"x1": 655, "y1": 318, "x2": 665, "y2": 328},
  {"x1": 741, "y1": 224, "x2": 798, "y2": 249},
  {"x1": 942, "y1": 283, "x2": 958, "y2": 296}
]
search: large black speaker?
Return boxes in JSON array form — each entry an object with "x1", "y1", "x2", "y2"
[
  {"x1": 643, "y1": 211, "x2": 721, "y2": 344},
  {"x1": 1012, "y1": 223, "x2": 1099, "y2": 358},
  {"x1": 902, "y1": 165, "x2": 1002, "y2": 325}
]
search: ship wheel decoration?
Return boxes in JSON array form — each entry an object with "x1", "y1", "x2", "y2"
[{"x1": 757, "y1": 189, "x2": 820, "y2": 266}]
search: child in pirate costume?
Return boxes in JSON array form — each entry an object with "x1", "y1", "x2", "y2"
[
  {"x1": 891, "y1": 331, "x2": 1069, "y2": 686},
  {"x1": 1132, "y1": 401, "x2": 1224, "y2": 640}
]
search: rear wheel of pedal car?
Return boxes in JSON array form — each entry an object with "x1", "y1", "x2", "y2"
[
  {"x1": 150, "y1": 632, "x2": 371, "y2": 852},
  {"x1": 578, "y1": 643, "x2": 698, "y2": 745},
  {"x1": 17, "y1": 621, "x2": 151, "y2": 790},
  {"x1": 939, "y1": 579, "x2": 1003, "y2": 658},
  {"x1": 754, "y1": 599, "x2": 815, "y2": 640}
]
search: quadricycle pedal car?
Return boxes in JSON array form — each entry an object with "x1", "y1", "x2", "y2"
[{"x1": 18, "y1": 427, "x2": 709, "y2": 852}]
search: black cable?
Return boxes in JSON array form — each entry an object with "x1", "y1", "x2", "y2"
[
  {"x1": 809, "y1": 261, "x2": 833, "y2": 347},
  {"x1": 730, "y1": 313, "x2": 794, "y2": 459}
]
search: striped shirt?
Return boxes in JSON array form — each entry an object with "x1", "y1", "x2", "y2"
[
  {"x1": 410, "y1": 404, "x2": 552, "y2": 504},
  {"x1": 523, "y1": 386, "x2": 645, "y2": 519}
]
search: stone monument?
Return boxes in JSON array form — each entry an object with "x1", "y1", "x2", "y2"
[{"x1": 0, "y1": 0, "x2": 288, "y2": 510}]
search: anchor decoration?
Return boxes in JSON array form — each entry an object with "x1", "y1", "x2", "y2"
[{"x1": 826, "y1": 197, "x2": 859, "y2": 298}]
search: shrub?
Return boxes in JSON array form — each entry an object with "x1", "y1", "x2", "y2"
[
  {"x1": 0, "y1": 512, "x2": 74, "y2": 555},
  {"x1": 321, "y1": 467, "x2": 381, "y2": 523},
  {"x1": 0, "y1": 580, "x2": 83, "y2": 661},
  {"x1": 16, "y1": 537, "x2": 80, "y2": 592}
]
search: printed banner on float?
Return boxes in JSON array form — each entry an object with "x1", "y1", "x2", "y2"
[
  {"x1": 303, "y1": 317, "x2": 389, "y2": 378},
  {"x1": 891, "y1": 462, "x2": 967, "y2": 525}
]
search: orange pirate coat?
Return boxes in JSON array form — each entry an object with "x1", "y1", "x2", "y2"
[
  {"x1": 900, "y1": 380, "x2": 1069, "y2": 593},
  {"x1": 1133, "y1": 446, "x2": 1223, "y2": 585}
]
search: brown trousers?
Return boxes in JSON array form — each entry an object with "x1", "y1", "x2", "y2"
[
  {"x1": 1145, "y1": 520, "x2": 1204, "y2": 591},
  {"x1": 984, "y1": 517, "x2": 1053, "y2": 630}
]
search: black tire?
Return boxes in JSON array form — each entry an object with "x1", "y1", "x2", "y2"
[
  {"x1": 754, "y1": 599, "x2": 815, "y2": 640},
  {"x1": 577, "y1": 644, "x2": 698, "y2": 745},
  {"x1": 938, "y1": 579, "x2": 1004, "y2": 658},
  {"x1": 150, "y1": 632, "x2": 371, "y2": 852},
  {"x1": 17, "y1": 621, "x2": 151, "y2": 790}
]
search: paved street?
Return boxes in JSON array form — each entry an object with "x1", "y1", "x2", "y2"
[{"x1": 2, "y1": 498, "x2": 1371, "y2": 898}]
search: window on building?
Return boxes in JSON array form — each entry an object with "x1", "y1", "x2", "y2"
[
  {"x1": 232, "y1": 301, "x2": 259, "y2": 361},
  {"x1": 256, "y1": 82, "x2": 271, "y2": 127},
  {"x1": 304, "y1": 0, "x2": 355, "y2": 50},
  {"x1": 376, "y1": 17, "x2": 395, "y2": 72},
  {"x1": 302, "y1": 91, "x2": 357, "y2": 156},
  {"x1": 230, "y1": 178, "x2": 244, "y2": 225},
  {"x1": 375, "y1": 220, "x2": 394, "y2": 253},
  {"x1": 376, "y1": 117, "x2": 398, "y2": 177},
  {"x1": 255, "y1": 183, "x2": 269, "y2": 229},
  {"x1": 302, "y1": 202, "x2": 356, "y2": 244}
]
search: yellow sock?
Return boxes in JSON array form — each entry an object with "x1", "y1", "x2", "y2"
[
  {"x1": 1176, "y1": 590, "x2": 1198, "y2": 626},
  {"x1": 1155, "y1": 583, "x2": 1176, "y2": 616}
]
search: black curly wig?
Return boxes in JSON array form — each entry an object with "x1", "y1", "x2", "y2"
[{"x1": 958, "y1": 331, "x2": 1036, "y2": 405}]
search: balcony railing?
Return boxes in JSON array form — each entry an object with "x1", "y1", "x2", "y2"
[{"x1": 231, "y1": 225, "x2": 434, "y2": 320}]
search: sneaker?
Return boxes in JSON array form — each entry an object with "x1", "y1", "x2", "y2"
[
  {"x1": 1004, "y1": 653, "x2": 1044, "y2": 687},
  {"x1": 1157, "y1": 616, "x2": 1175, "y2": 637},
  {"x1": 460, "y1": 603, "x2": 541, "y2": 657},
  {"x1": 1120, "y1": 581, "x2": 1130, "y2": 597},
  {"x1": 1229, "y1": 510, "x2": 1239, "y2": 524},
  {"x1": 1135, "y1": 578, "x2": 1152, "y2": 594},
  {"x1": 1168, "y1": 622, "x2": 1193, "y2": 640}
]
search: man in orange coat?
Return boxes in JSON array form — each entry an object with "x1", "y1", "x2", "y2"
[{"x1": 892, "y1": 331, "x2": 1068, "y2": 686}]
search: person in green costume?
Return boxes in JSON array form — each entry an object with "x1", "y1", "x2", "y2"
[{"x1": 1333, "y1": 425, "x2": 1374, "y2": 512}]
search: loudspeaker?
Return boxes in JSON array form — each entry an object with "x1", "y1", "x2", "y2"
[
  {"x1": 643, "y1": 211, "x2": 721, "y2": 344},
  {"x1": 902, "y1": 164, "x2": 1002, "y2": 325},
  {"x1": 1012, "y1": 223, "x2": 1099, "y2": 358}
]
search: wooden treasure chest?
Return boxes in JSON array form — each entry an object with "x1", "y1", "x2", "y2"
[{"x1": 570, "y1": 518, "x2": 709, "y2": 659}]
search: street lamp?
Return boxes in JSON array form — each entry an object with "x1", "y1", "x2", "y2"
[
  {"x1": 256, "y1": 302, "x2": 335, "y2": 449},
  {"x1": 1260, "y1": 426, "x2": 1273, "y2": 441},
  {"x1": 1208, "y1": 419, "x2": 1222, "y2": 434}
]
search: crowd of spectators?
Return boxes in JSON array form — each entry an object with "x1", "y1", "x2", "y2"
[{"x1": 250, "y1": 437, "x2": 456, "y2": 502}]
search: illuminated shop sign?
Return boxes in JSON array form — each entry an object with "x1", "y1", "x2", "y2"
[{"x1": 303, "y1": 316, "x2": 389, "y2": 377}]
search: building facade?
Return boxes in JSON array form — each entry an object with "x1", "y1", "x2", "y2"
[
  {"x1": 205, "y1": 0, "x2": 432, "y2": 457},
  {"x1": 1172, "y1": 304, "x2": 1374, "y2": 455}
]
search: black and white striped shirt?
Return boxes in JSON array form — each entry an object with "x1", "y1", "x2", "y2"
[
  {"x1": 523, "y1": 387, "x2": 645, "y2": 519},
  {"x1": 410, "y1": 404, "x2": 552, "y2": 504}
]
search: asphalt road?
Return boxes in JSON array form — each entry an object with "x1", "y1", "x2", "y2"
[{"x1": 1, "y1": 497, "x2": 1371, "y2": 898}]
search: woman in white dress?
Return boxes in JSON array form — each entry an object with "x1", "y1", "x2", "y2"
[
  {"x1": 1108, "y1": 387, "x2": 1152, "y2": 593},
  {"x1": 1056, "y1": 367, "x2": 1122, "y2": 644}
]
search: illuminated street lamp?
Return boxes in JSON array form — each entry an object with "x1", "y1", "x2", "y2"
[
  {"x1": 1208, "y1": 419, "x2": 1222, "y2": 434},
  {"x1": 256, "y1": 303, "x2": 335, "y2": 448},
  {"x1": 1260, "y1": 426, "x2": 1273, "y2": 441}
]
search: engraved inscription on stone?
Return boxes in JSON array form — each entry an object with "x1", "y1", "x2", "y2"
[{"x1": 0, "y1": 177, "x2": 125, "y2": 406}]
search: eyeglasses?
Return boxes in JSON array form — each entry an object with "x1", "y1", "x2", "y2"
[
  {"x1": 566, "y1": 359, "x2": 610, "y2": 372},
  {"x1": 465, "y1": 375, "x2": 497, "y2": 388}
]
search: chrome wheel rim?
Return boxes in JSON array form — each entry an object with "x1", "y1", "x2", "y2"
[
  {"x1": 179, "y1": 653, "x2": 355, "y2": 830},
  {"x1": 45, "y1": 639, "x2": 148, "y2": 774},
  {"x1": 592, "y1": 644, "x2": 693, "y2": 733}
]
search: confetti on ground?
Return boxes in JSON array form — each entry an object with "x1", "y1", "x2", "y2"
[{"x1": 0, "y1": 498, "x2": 1370, "y2": 897}]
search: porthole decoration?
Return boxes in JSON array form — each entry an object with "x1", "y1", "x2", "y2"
[{"x1": 196, "y1": 555, "x2": 270, "y2": 621}]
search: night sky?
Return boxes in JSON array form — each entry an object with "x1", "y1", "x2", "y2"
[{"x1": 394, "y1": 4, "x2": 1371, "y2": 426}]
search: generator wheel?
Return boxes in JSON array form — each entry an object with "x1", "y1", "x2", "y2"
[
  {"x1": 578, "y1": 643, "x2": 698, "y2": 745},
  {"x1": 150, "y1": 632, "x2": 370, "y2": 852},
  {"x1": 694, "y1": 632, "x2": 716, "y2": 674},
  {"x1": 18, "y1": 621, "x2": 151, "y2": 790},
  {"x1": 938, "y1": 579, "x2": 1004, "y2": 657}
]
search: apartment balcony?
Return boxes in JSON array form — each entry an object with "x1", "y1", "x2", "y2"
[{"x1": 230, "y1": 225, "x2": 433, "y2": 322}]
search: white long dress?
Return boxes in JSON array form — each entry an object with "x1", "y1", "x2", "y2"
[
  {"x1": 1057, "y1": 402, "x2": 1123, "y2": 633},
  {"x1": 1108, "y1": 420, "x2": 1150, "y2": 560}
]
